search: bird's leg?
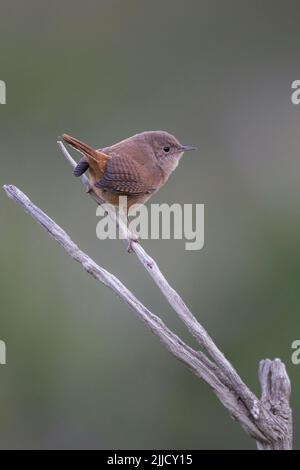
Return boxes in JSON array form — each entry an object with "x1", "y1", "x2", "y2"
[
  {"x1": 118, "y1": 198, "x2": 140, "y2": 252},
  {"x1": 125, "y1": 209, "x2": 139, "y2": 253}
]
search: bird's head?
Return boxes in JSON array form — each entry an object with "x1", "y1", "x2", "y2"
[{"x1": 138, "y1": 131, "x2": 196, "y2": 172}]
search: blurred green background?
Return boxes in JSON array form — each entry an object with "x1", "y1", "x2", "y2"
[{"x1": 0, "y1": 0, "x2": 299, "y2": 450}]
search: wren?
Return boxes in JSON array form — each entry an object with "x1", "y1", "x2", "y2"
[{"x1": 62, "y1": 131, "x2": 196, "y2": 212}]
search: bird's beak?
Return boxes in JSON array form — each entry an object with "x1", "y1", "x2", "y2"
[{"x1": 180, "y1": 145, "x2": 197, "y2": 152}]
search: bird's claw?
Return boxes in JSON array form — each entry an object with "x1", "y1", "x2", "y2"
[{"x1": 127, "y1": 237, "x2": 139, "y2": 253}]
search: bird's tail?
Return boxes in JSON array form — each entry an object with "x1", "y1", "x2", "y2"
[{"x1": 62, "y1": 134, "x2": 99, "y2": 162}]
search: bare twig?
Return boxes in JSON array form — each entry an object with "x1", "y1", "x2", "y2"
[{"x1": 3, "y1": 183, "x2": 292, "y2": 449}]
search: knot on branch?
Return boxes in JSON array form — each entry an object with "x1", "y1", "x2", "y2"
[{"x1": 258, "y1": 358, "x2": 292, "y2": 449}]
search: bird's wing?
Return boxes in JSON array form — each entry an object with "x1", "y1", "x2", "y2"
[{"x1": 94, "y1": 156, "x2": 156, "y2": 196}]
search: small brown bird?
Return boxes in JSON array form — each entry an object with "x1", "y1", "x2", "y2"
[{"x1": 62, "y1": 131, "x2": 196, "y2": 211}]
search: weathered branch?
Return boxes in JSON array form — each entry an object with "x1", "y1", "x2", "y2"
[
  {"x1": 57, "y1": 142, "x2": 257, "y2": 416},
  {"x1": 57, "y1": 141, "x2": 293, "y2": 448},
  {"x1": 3, "y1": 182, "x2": 292, "y2": 449},
  {"x1": 257, "y1": 359, "x2": 292, "y2": 450}
]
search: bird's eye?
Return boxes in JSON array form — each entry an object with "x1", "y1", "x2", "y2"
[{"x1": 163, "y1": 146, "x2": 170, "y2": 153}]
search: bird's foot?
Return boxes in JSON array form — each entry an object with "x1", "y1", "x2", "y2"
[{"x1": 127, "y1": 236, "x2": 139, "y2": 253}]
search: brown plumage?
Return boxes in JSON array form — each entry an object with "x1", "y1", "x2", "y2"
[{"x1": 62, "y1": 131, "x2": 196, "y2": 211}]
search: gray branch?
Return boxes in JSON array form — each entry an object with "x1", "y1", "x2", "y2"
[
  {"x1": 3, "y1": 151, "x2": 292, "y2": 450},
  {"x1": 257, "y1": 359, "x2": 292, "y2": 450}
]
